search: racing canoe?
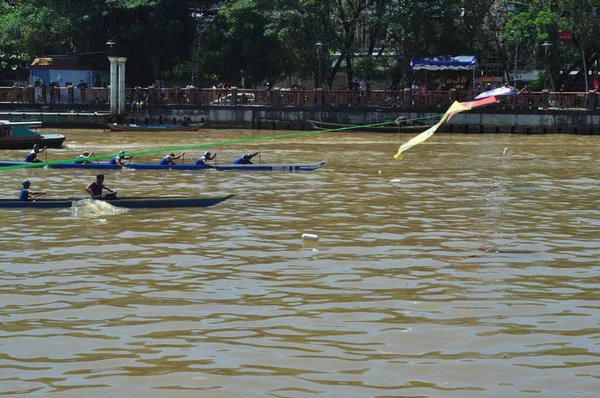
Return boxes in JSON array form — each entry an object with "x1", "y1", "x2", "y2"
[
  {"x1": 0, "y1": 194, "x2": 234, "y2": 209},
  {"x1": 0, "y1": 160, "x2": 327, "y2": 171},
  {"x1": 215, "y1": 161, "x2": 327, "y2": 171}
]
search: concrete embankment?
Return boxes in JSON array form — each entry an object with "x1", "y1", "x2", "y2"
[{"x1": 1, "y1": 104, "x2": 600, "y2": 134}]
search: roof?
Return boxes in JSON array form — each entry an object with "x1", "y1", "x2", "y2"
[
  {"x1": 410, "y1": 55, "x2": 478, "y2": 71},
  {"x1": 30, "y1": 55, "x2": 105, "y2": 69}
]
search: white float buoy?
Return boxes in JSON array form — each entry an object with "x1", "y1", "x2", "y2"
[
  {"x1": 378, "y1": 170, "x2": 382, "y2": 174},
  {"x1": 503, "y1": 147, "x2": 508, "y2": 156},
  {"x1": 302, "y1": 233, "x2": 319, "y2": 241}
]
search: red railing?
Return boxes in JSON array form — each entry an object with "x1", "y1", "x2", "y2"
[{"x1": 0, "y1": 86, "x2": 597, "y2": 111}]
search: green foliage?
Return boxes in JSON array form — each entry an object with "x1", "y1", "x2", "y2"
[{"x1": 1, "y1": 0, "x2": 600, "y2": 88}]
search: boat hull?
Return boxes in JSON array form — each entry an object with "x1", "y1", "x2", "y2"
[
  {"x1": 0, "y1": 134, "x2": 65, "y2": 150},
  {"x1": 107, "y1": 123, "x2": 204, "y2": 132},
  {"x1": 0, "y1": 161, "x2": 212, "y2": 170},
  {"x1": 0, "y1": 160, "x2": 326, "y2": 171},
  {"x1": 216, "y1": 161, "x2": 327, "y2": 172},
  {"x1": 307, "y1": 119, "x2": 432, "y2": 133},
  {"x1": 0, "y1": 194, "x2": 234, "y2": 209}
]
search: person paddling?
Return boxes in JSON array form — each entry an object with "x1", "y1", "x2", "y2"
[
  {"x1": 74, "y1": 151, "x2": 95, "y2": 164},
  {"x1": 19, "y1": 180, "x2": 46, "y2": 201},
  {"x1": 194, "y1": 151, "x2": 216, "y2": 167},
  {"x1": 86, "y1": 174, "x2": 118, "y2": 200},
  {"x1": 160, "y1": 152, "x2": 185, "y2": 165},
  {"x1": 108, "y1": 150, "x2": 133, "y2": 167},
  {"x1": 232, "y1": 151, "x2": 260, "y2": 164},
  {"x1": 24, "y1": 144, "x2": 46, "y2": 163}
]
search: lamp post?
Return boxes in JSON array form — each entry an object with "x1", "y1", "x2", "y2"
[
  {"x1": 542, "y1": 41, "x2": 552, "y2": 91},
  {"x1": 106, "y1": 40, "x2": 116, "y2": 56},
  {"x1": 513, "y1": 37, "x2": 519, "y2": 88},
  {"x1": 315, "y1": 41, "x2": 323, "y2": 90}
]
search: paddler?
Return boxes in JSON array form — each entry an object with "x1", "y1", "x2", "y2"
[
  {"x1": 232, "y1": 151, "x2": 259, "y2": 164},
  {"x1": 159, "y1": 152, "x2": 185, "y2": 165},
  {"x1": 24, "y1": 144, "x2": 46, "y2": 163},
  {"x1": 19, "y1": 180, "x2": 46, "y2": 201},
  {"x1": 194, "y1": 151, "x2": 217, "y2": 167},
  {"x1": 108, "y1": 150, "x2": 133, "y2": 167},
  {"x1": 86, "y1": 174, "x2": 118, "y2": 200}
]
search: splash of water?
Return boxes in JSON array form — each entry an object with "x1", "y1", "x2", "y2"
[{"x1": 71, "y1": 198, "x2": 129, "y2": 217}]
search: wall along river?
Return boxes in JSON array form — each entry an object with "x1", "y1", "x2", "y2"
[{"x1": 0, "y1": 128, "x2": 599, "y2": 397}]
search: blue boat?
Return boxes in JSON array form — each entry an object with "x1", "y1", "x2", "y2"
[
  {"x1": 0, "y1": 120, "x2": 65, "y2": 149},
  {"x1": 0, "y1": 160, "x2": 327, "y2": 171},
  {"x1": 215, "y1": 161, "x2": 327, "y2": 171},
  {"x1": 0, "y1": 194, "x2": 234, "y2": 209}
]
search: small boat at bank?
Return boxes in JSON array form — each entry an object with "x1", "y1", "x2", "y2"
[
  {"x1": 106, "y1": 122, "x2": 205, "y2": 132},
  {"x1": 307, "y1": 119, "x2": 433, "y2": 133},
  {"x1": 0, "y1": 194, "x2": 234, "y2": 209},
  {"x1": 0, "y1": 120, "x2": 65, "y2": 149},
  {"x1": 0, "y1": 160, "x2": 327, "y2": 171}
]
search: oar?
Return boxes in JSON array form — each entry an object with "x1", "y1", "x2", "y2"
[
  {"x1": 181, "y1": 153, "x2": 185, "y2": 164},
  {"x1": 258, "y1": 151, "x2": 261, "y2": 164}
]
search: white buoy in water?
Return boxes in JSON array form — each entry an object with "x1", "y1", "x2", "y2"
[
  {"x1": 302, "y1": 233, "x2": 319, "y2": 241},
  {"x1": 378, "y1": 170, "x2": 382, "y2": 174},
  {"x1": 503, "y1": 147, "x2": 508, "y2": 156}
]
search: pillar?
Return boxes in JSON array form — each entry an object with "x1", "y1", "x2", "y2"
[
  {"x1": 231, "y1": 87, "x2": 238, "y2": 106},
  {"x1": 118, "y1": 57, "x2": 127, "y2": 114},
  {"x1": 109, "y1": 57, "x2": 119, "y2": 114},
  {"x1": 108, "y1": 56, "x2": 128, "y2": 115}
]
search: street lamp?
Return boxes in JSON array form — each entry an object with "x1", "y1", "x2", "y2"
[
  {"x1": 315, "y1": 41, "x2": 323, "y2": 90},
  {"x1": 513, "y1": 37, "x2": 519, "y2": 88},
  {"x1": 106, "y1": 40, "x2": 116, "y2": 56},
  {"x1": 542, "y1": 41, "x2": 552, "y2": 91}
]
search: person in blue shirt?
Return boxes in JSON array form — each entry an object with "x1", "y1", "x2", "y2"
[
  {"x1": 233, "y1": 151, "x2": 260, "y2": 164},
  {"x1": 108, "y1": 150, "x2": 133, "y2": 167},
  {"x1": 195, "y1": 151, "x2": 216, "y2": 167},
  {"x1": 160, "y1": 152, "x2": 185, "y2": 165},
  {"x1": 74, "y1": 151, "x2": 95, "y2": 164},
  {"x1": 85, "y1": 174, "x2": 117, "y2": 200},
  {"x1": 19, "y1": 180, "x2": 46, "y2": 201},
  {"x1": 24, "y1": 144, "x2": 46, "y2": 163}
]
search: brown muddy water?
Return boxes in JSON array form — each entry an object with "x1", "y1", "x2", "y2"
[{"x1": 0, "y1": 128, "x2": 599, "y2": 397}]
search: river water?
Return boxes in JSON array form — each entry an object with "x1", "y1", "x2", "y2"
[{"x1": 1, "y1": 129, "x2": 599, "y2": 397}]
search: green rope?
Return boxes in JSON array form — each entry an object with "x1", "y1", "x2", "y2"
[{"x1": 1, "y1": 114, "x2": 443, "y2": 171}]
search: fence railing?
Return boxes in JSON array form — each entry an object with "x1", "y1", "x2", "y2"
[{"x1": 0, "y1": 86, "x2": 597, "y2": 111}]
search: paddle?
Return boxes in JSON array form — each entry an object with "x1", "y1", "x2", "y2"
[{"x1": 181, "y1": 153, "x2": 185, "y2": 164}]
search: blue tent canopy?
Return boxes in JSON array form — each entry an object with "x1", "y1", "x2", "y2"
[{"x1": 410, "y1": 55, "x2": 477, "y2": 71}]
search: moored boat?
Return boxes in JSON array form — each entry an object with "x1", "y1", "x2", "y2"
[
  {"x1": 106, "y1": 122, "x2": 205, "y2": 132},
  {"x1": 0, "y1": 120, "x2": 65, "y2": 149},
  {"x1": 0, "y1": 194, "x2": 234, "y2": 209},
  {"x1": 307, "y1": 119, "x2": 433, "y2": 133}
]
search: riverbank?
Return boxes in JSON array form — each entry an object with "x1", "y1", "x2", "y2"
[{"x1": 2, "y1": 103, "x2": 600, "y2": 134}]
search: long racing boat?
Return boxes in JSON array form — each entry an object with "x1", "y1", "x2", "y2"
[
  {"x1": 0, "y1": 160, "x2": 327, "y2": 171},
  {"x1": 0, "y1": 194, "x2": 234, "y2": 209},
  {"x1": 216, "y1": 161, "x2": 327, "y2": 171}
]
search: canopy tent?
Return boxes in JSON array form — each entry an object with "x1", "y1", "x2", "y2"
[{"x1": 410, "y1": 55, "x2": 477, "y2": 89}]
